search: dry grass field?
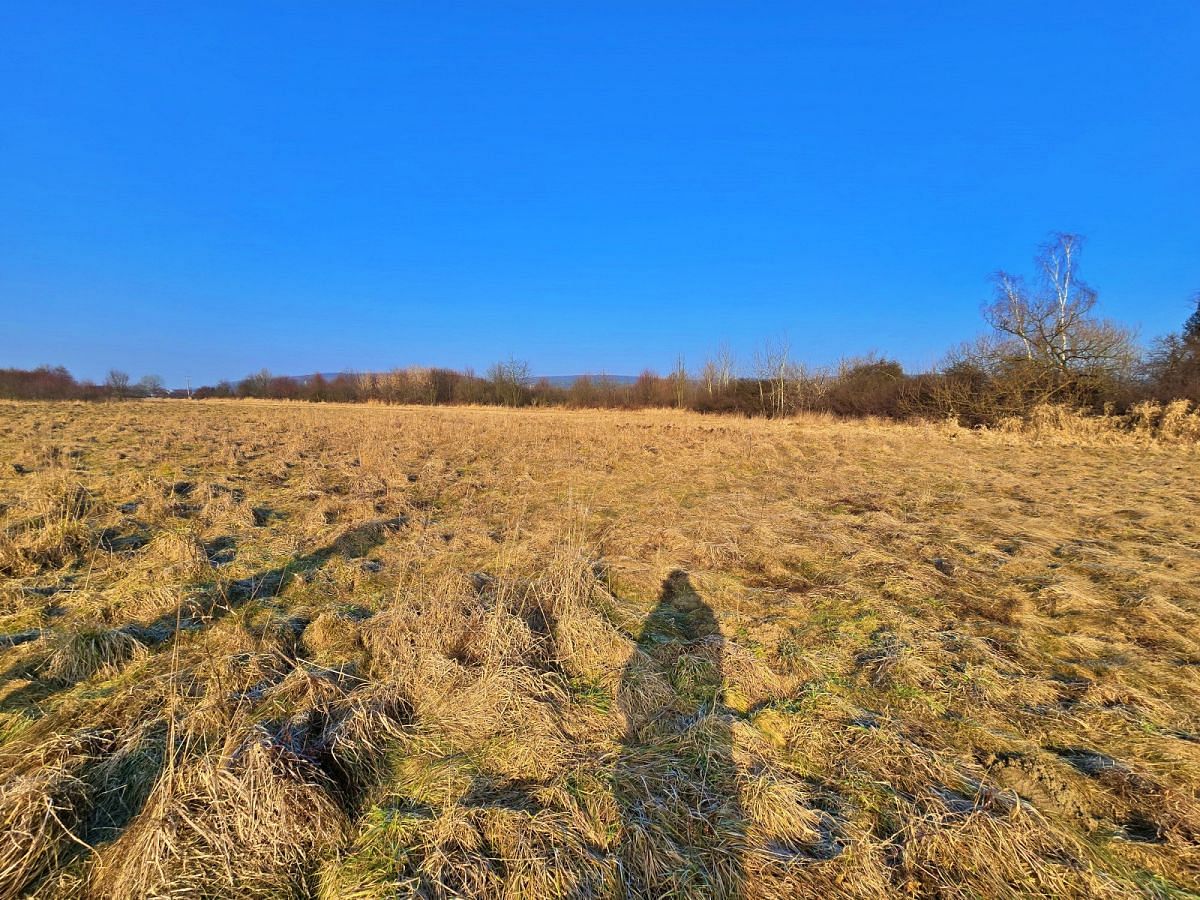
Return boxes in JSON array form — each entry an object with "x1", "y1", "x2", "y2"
[{"x1": 1, "y1": 400, "x2": 1198, "y2": 899}]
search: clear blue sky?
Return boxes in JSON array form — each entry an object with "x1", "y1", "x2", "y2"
[{"x1": 3, "y1": 2, "x2": 1198, "y2": 386}]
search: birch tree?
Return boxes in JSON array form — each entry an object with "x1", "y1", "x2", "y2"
[{"x1": 981, "y1": 233, "x2": 1136, "y2": 404}]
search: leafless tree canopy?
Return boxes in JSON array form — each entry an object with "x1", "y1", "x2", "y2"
[
  {"x1": 1146, "y1": 293, "x2": 1200, "y2": 403},
  {"x1": 488, "y1": 357, "x2": 531, "y2": 407},
  {"x1": 975, "y1": 233, "x2": 1138, "y2": 408},
  {"x1": 105, "y1": 369, "x2": 131, "y2": 399}
]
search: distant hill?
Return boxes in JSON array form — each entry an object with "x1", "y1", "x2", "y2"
[{"x1": 535, "y1": 374, "x2": 639, "y2": 388}]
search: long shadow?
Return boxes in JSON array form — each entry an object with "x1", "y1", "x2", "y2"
[
  {"x1": 613, "y1": 570, "x2": 744, "y2": 898},
  {"x1": 1, "y1": 516, "x2": 404, "y2": 697},
  {"x1": 131, "y1": 514, "x2": 406, "y2": 646},
  {"x1": 4, "y1": 515, "x2": 408, "y2": 897},
  {"x1": 0, "y1": 516, "x2": 404, "y2": 713},
  {"x1": 1, "y1": 513, "x2": 405, "y2": 706},
  {"x1": 0, "y1": 513, "x2": 403, "y2": 734}
]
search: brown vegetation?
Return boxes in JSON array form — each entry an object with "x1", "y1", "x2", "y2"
[{"x1": 1, "y1": 400, "x2": 1198, "y2": 897}]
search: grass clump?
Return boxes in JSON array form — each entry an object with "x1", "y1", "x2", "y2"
[
  {"x1": 41, "y1": 628, "x2": 147, "y2": 686},
  {"x1": 95, "y1": 726, "x2": 351, "y2": 899}
]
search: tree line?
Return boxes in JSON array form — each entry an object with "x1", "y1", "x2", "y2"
[
  {"x1": 0, "y1": 368, "x2": 167, "y2": 402},
  {"x1": 5, "y1": 235, "x2": 1199, "y2": 424}
]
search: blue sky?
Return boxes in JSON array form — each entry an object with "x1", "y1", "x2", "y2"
[{"x1": 2, "y1": 2, "x2": 1198, "y2": 386}]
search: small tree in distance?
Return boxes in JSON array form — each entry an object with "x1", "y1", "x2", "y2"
[
  {"x1": 671, "y1": 355, "x2": 689, "y2": 408},
  {"x1": 754, "y1": 338, "x2": 797, "y2": 417},
  {"x1": 1147, "y1": 292, "x2": 1200, "y2": 403},
  {"x1": 488, "y1": 357, "x2": 530, "y2": 407},
  {"x1": 1185, "y1": 293, "x2": 1200, "y2": 344},
  {"x1": 137, "y1": 374, "x2": 165, "y2": 397},
  {"x1": 105, "y1": 369, "x2": 131, "y2": 399}
]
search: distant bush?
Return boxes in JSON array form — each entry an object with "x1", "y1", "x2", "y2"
[
  {"x1": 825, "y1": 358, "x2": 905, "y2": 417},
  {"x1": 1145, "y1": 294, "x2": 1200, "y2": 404},
  {"x1": 0, "y1": 366, "x2": 86, "y2": 400}
]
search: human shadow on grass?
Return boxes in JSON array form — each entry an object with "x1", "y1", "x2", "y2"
[{"x1": 613, "y1": 570, "x2": 744, "y2": 898}]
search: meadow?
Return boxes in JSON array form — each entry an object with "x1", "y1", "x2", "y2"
[{"x1": 1, "y1": 400, "x2": 1198, "y2": 898}]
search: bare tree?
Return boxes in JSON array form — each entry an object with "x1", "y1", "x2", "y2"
[
  {"x1": 715, "y1": 344, "x2": 735, "y2": 393},
  {"x1": 982, "y1": 233, "x2": 1136, "y2": 405},
  {"x1": 105, "y1": 369, "x2": 131, "y2": 399},
  {"x1": 238, "y1": 369, "x2": 274, "y2": 399},
  {"x1": 670, "y1": 355, "x2": 689, "y2": 408},
  {"x1": 1040, "y1": 233, "x2": 1084, "y2": 359},
  {"x1": 488, "y1": 357, "x2": 531, "y2": 407},
  {"x1": 410, "y1": 366, "x2": 437, "y2": 405},
  {"x1": 992, "y1": 273, "x2": 1035, "y2": 360},
  {"x1": 137, "y1": 374, "x2": 165, "y2": 397},
  {"x1": 793, "y1": 363, "x2": 832, "y2": 411},
  {"x1": 1185, "y1": 291, "x2": 1200, "y2": 344},
  {"x1": 700, "y1": 344, "x2": 736, "y2": 400},
  {"x1": 754, "y1": 338, "x2": 797, "y2": 416},
  {"x1": 1146, "y1": 293, "x2": 1200, "y2": 402},
  {"x1": 700, "y1": 358, "x2": 719, "y2": 399}
]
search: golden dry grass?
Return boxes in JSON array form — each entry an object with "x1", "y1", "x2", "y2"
[{"x1": 0, "y1": 399, "x2": 1198, "y2": 898}]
